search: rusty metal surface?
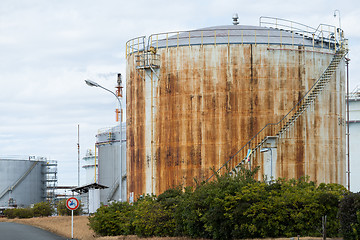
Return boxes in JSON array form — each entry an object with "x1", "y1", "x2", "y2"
[{"x1": 126, "y1": 43, "x2": 345, "y2": 199}]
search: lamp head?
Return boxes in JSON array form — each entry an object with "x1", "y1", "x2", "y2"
[{"x1": 85, "y1": 79, "x2": 100, "y2": 87}]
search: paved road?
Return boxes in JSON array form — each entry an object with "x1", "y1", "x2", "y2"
[{"x1": 0, "y1": 222, "x2": 67, "y2": 240}]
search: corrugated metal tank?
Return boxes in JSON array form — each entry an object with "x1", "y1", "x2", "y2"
[
  {"x1": 126, "y1": 19, "x2": 347, "y2": 199},
  {"x1": 0, "y1": 157, "x2": 56, "y2": 208},
  {"x1": 96, "y1": 122, "x2": 126, "y2": 204}
]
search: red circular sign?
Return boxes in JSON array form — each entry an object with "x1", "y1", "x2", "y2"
[{"x1": 66, "y1": 197, "x2": 79, "y2": 211}]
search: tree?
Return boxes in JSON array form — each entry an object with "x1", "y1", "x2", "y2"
[
  {"x1": 32, "y1": 202, "x2": 54, "y2": 217},
  {"x1": 88, "y1": 201, "x2": 134, "y2": 236},
  {"x1": 339, "y1": 192, "x2": 360, "y2": 240}
]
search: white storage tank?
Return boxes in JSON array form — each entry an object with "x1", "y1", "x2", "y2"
[
  {"x1": 0, "y1": 156, "x2": 57, "y2": 208},
  {"x1": 96, "y1": 122, "x2": 126, "y2": 204}
]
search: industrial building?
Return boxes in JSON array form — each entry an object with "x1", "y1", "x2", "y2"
[
  {"x1": 126, "y1": 16, "x2": 348, "y2": 199},
  {"x1": 0, "y1": 156, "x2": 57, "y2": 208}
]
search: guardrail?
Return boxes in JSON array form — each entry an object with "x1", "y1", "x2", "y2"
[
  {"x1": 126, "y1": 17, "x2": 346, "y2": 57},
  {"x1": 259, "y1": 16, "x2": 347, "y2": 50}
]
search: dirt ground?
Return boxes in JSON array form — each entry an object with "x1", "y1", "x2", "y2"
[{"x1": 0, "y1": 216, "x2": 343, "y2": 240}]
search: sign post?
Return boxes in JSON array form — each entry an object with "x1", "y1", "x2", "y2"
[{"x1": 66, "y1": 197, "x2": 80, "y2": 239}]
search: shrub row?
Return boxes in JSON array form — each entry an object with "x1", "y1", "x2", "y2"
[
  {"x1": 4, "y1": 201, "x2": 54, "y2": 219},
  {"x1": 3, "y1": 199, "x2": 83, "y2": 219},
  {"x1": 89, "y1": 166, "x2": 354, "y2": 239}
]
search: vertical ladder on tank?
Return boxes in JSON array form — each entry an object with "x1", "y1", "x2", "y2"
[
  {"x1": 208, "y1": 48, "x2": 348, "y2": 181},
  {"x1": 135, "y1": 45, "x2": 160, "y2": 195}
]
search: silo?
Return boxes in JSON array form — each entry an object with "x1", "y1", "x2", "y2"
[
  {"x1": 0, "y1": 156, "x2": 57, "y2": 208},
  {"x1": 126, "y1": 17, "x2": 348, "y2": 199}
]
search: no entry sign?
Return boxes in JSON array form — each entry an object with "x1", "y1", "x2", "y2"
[
  {"x1": 66, "y1": 197, "x2": 79, "y2": 211},
  {"x1": 66, "y1": 197, "x2": 80, "y2": 239}
]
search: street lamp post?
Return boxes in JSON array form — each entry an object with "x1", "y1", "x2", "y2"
[{"x1": 85, "y1": 79, "x2": 123, "y2": 202}]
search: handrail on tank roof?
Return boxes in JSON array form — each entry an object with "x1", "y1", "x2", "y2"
[
  {"x1": 259, "y1": 16, "x2": 317, "y2": 32},
  {"x1": 260, "y1": 16, "x2": 343, "y2": 48},
  {"x1": 125, "y1": 36, "x2": 146, "y2": 56},
  {"x1": 126, "y1": 24, "x2": 341, "y2": 57}
]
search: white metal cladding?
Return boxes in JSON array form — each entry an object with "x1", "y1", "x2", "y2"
[
  {"x1": 0, "y1": 159, "x2": 44, "y2": 207},
  {"x1": 348, "y1": 94, "x2": 360, "y2": 192},
  {"x1": 96, "y1": 122, "x2": 126, "y2": 204}
]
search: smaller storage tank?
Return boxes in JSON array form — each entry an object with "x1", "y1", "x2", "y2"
[
  {"x1": 0, "y1": 156, "x2": 57, "y2": 208},
  {"x1": 96, "y1": 122, "x2": 126, "y2": 204}
]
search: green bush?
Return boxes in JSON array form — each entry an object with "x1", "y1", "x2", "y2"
[
  {"x1": 32, "y1": 202, "x2": 54, "y2": 217},
  {"x1": 3, "y1": 208, "x2": 17, "y2": 219},
  {"x1": 133, "y1": 195, "x2": 176, "y2": 237},
  {"x1": 4, "y1": 208, "x2": 33, "y2": 219},
  {"x1": 88, "y1": 201, "x2": 134, "y2": 236},
  {"x1": 56, "y1": 199, "x2": 82, "y2": 216},
  {"x1": 339, "y1": 192, "x2": 360, "y2": 240},
  {"x1": 223, "y1": 178, "x2": 346, "y2": 239},
  {"x1": 88, "y1": 166, "x2": 348, "y2": 239},
  {"x1": 16, "y1": 208, "x2": 33, "y2": 218}
]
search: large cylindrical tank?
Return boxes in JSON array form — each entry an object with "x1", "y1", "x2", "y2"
[
  {"x1": 0, "y1": 156, "x2": 56, "y2": 208},
  {"x1": 126, "y1": 18, "x2": 347, "y2": 199}
]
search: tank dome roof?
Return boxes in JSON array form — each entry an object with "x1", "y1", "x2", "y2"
[{"x1": 152, "y1": 24, "x2": 325, "y2": 49}]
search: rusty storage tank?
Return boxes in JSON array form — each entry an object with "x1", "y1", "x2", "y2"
[{"x1": 126, "y1": 16, "x2": 348, "y2": 199}]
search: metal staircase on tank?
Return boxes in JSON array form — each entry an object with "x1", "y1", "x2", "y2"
[
  {"x1": 207, "y1": 48, "x2": 348, "y2": 181},
  {"x1": 276, "y1": 49, "x2": 347, "y2": 137}
]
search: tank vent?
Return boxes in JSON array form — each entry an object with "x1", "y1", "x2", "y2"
[{"x1": 232, "y1": 13, "x2": 239, "y2": 25}]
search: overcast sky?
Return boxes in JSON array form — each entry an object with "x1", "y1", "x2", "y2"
[{"x1": 0, "y1": 0, "x2": 359, "y2": 192}]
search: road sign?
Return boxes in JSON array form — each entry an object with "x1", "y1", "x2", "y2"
[{"x1": 66, "y1": 197, "x2": 79, "y2": 211}]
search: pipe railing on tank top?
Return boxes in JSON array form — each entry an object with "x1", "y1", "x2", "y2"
[
  {"x1": 259, "y1": 16, "x2": 346, "y2": 50},
  {"x1": 126, "y1": 23, "x2": 342, "y2": 56}
]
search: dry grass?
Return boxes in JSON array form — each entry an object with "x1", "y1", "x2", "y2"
[
  {"x1": 0, "y1": 216, "x2": 343, "y2": 240},
  {"x1": 0, "y1": 216, "x2": 209, "y2": 240}
]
